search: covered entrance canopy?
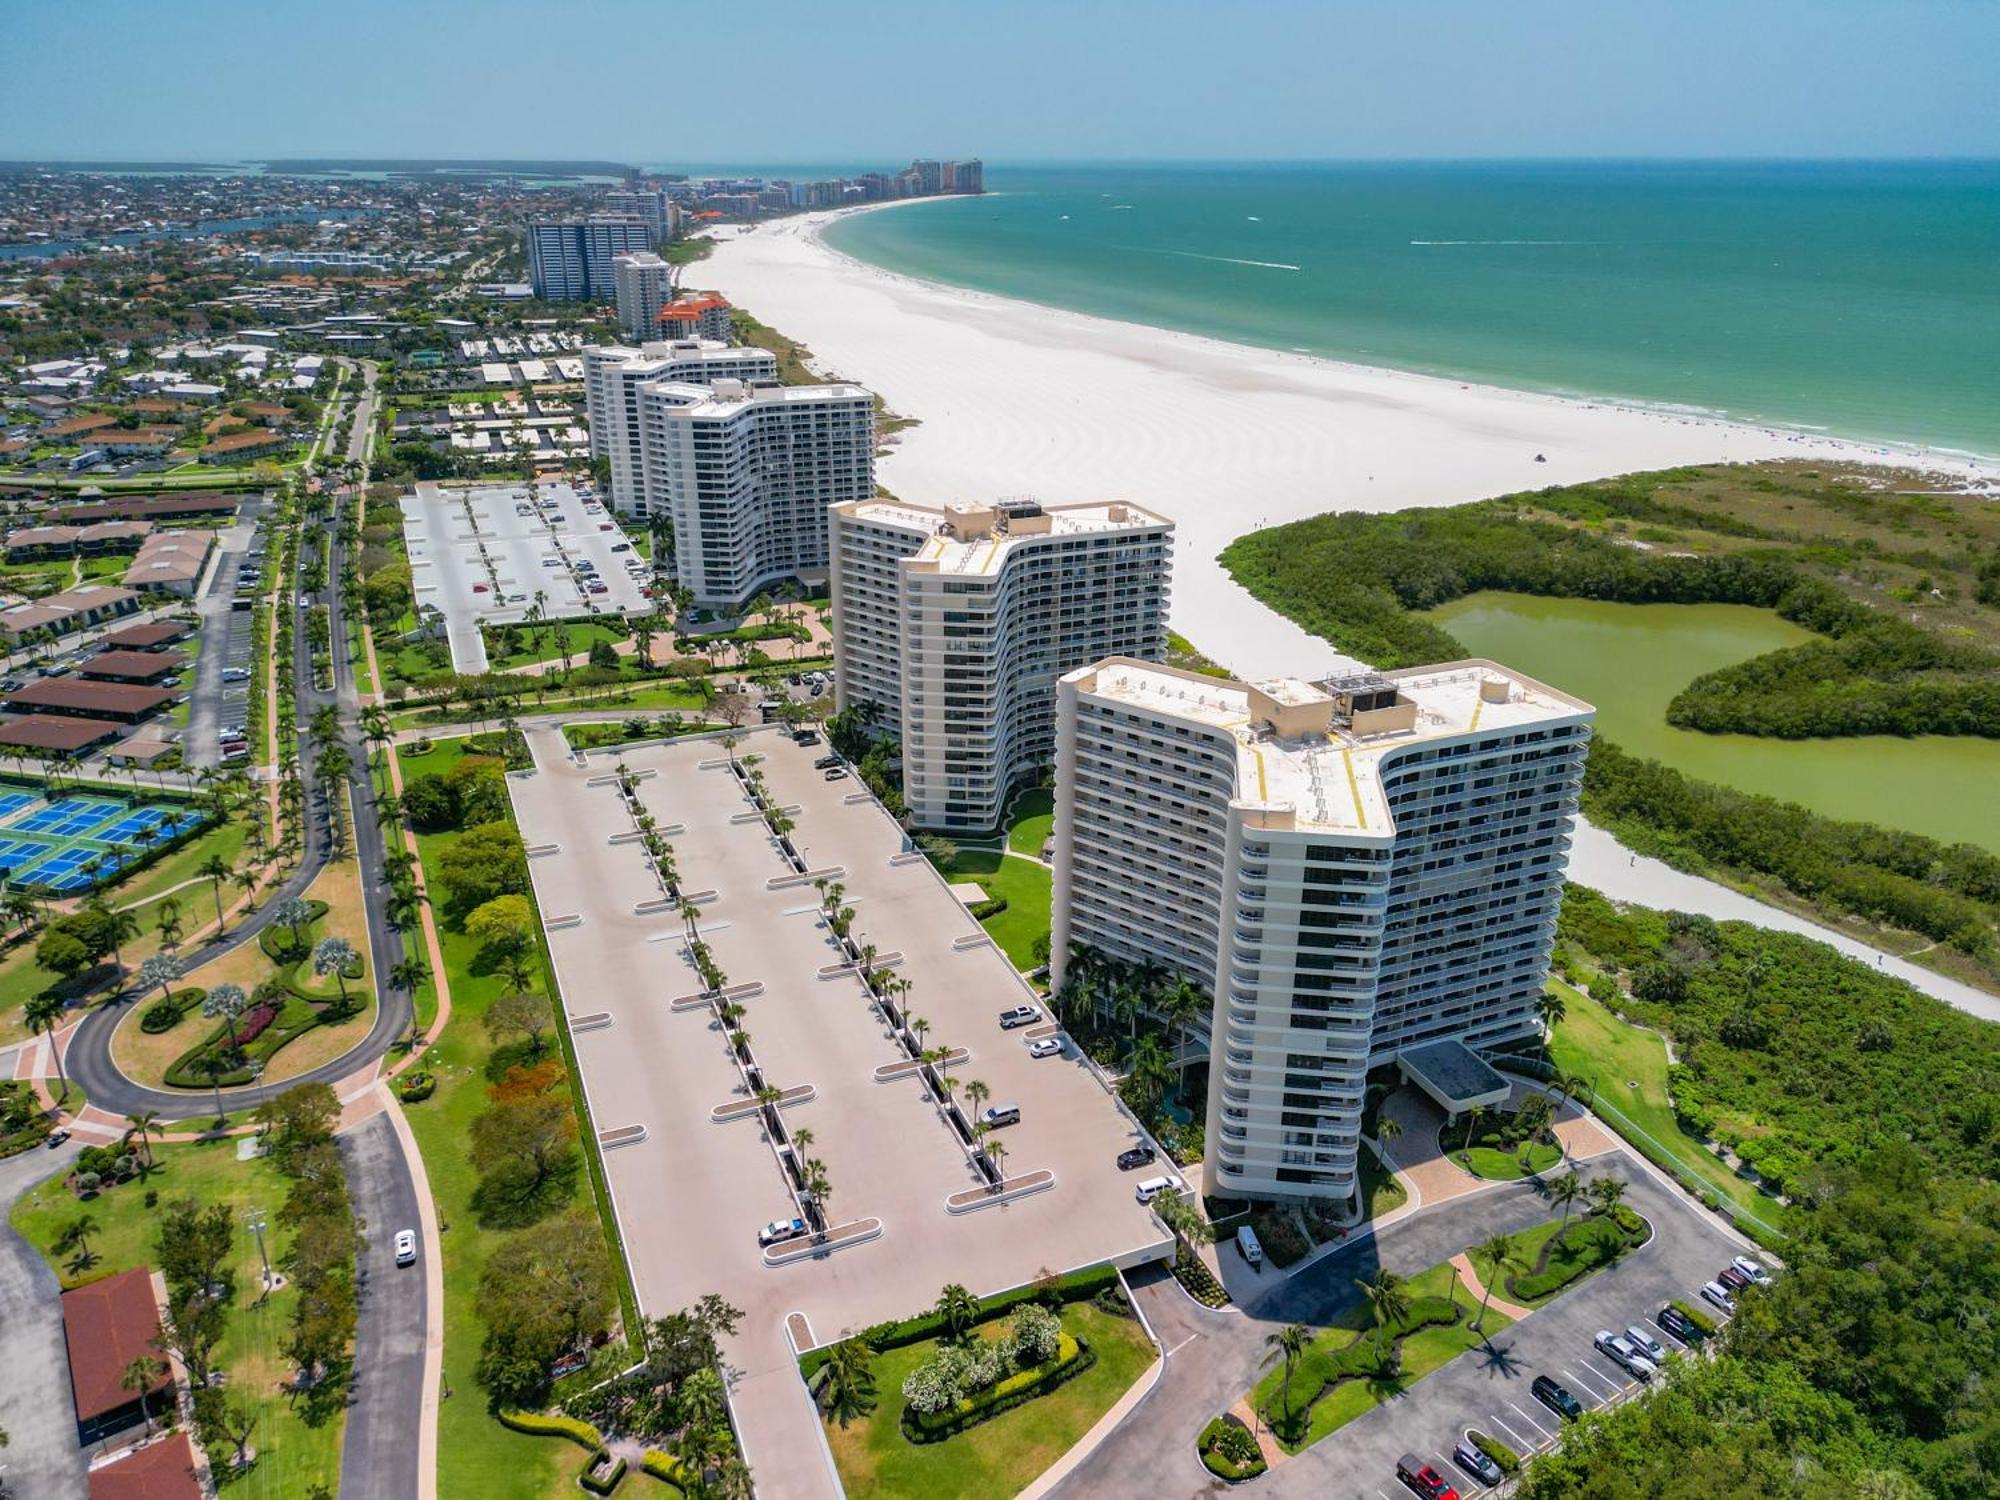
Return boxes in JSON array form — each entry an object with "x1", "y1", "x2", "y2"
[{"x1": 1396, "y1": 1038, "x2": 1512, "y2": 1116}]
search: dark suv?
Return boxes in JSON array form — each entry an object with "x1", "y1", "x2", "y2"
[
  {"x1": 1532, "y1": 1374, "x2": 1583, "y2": 1420},
  {"x1": 1116, "y1": 1145, "x2": 1157, "y2": 1171}
]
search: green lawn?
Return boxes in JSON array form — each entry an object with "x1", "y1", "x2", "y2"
[
  {"x1": 115, "y1": 814, "x2": 250, "y2": 913},
  {"x1": 822, "y1": 1301, "x2": 1155, "y2": 1499},
  {"x1": 1248, "y1": 1262, "x2": 1511, "y2": 1453},
  {"x1": 1466, "y1": 1208, "x2": 1642, "y2": 1308},
  {"x1": 1360, "y1": 1146, "x2": 1408, "y2": 1220},
  {"x1": 1003, "y1": 788, "x2": 1053, "y2": 858},
  {"x1": 924, "y1": 847, "x2": 1051, "y2": 973},
  {"x1": 10, "y1": 1136, "x2": 345, "y2": 1497},
  {"x1": 1546, "y1": 980, "x2": 1782, "y2": 1232},
  {"x1": 481, "y1": 619, "x2": 633, "y2": 671},
  {"x1": 397, "y1": 739, "x2": 644, "y2": 1499},
  {"x1": 1437, "y1": 1121, "x2": 1563, "y2": 1182}
]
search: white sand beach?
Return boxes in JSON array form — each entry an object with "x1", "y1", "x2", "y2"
[
  {"x1": 686, "y1": 208, "x2": 2000, "y2": 1020},
  {"x1": 690, "y1": 206, "x2": 1984, "y2": 679}
]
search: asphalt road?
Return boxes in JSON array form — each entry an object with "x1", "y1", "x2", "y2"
[
  {"x1": 1049, "y1": 1152, "x2": 1752, "y2": 1499},
  {"x1": 0, "y1": 1139, "x2": 87, "y2": 1500},
  {"x1": 335, "y1": 1111, "x2": 426, "y2": 1500}
]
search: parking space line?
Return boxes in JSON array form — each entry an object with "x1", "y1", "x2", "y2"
[
  {"x1": 1584, "y1": 1357, "x2": 1630, "y2": 1393},
  {"x1": 1561, "y1": 1366, "x2": 1606, "y2": 1403},
  {"x1": 1488, "y1": 1412, "x2": 1532, "y2": 1450},
  {"x1": 1508, "y1": 1400, "x2": 1552, "y2": 1441}
]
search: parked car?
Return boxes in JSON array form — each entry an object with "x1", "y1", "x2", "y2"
[
  {"x1": 1625, "y1": 1325, "x2": 1667, "y2": 1363},
  {"x1": 813, "y1": 755, "x2": 841, "y2": 770},
  {"x1": 1133, "y1": 1175, "x2": 1179, "y2": 1204},
  {"x1": 998, "y1": 1004, "x2": 1042, "y2": 1030},
  {"x1": 980, "y1": 1103, "x2": 1021, "y2": 1129},
  {"x1": 0, "y1": 678, "x2": 20, "y2": 692},
  {"x1": 1657, "y1": 1305, "x2": 1704, "y2": 1345},
  {"x1": 1116, "y1": 1145, "x2": 1156, "y2": 1172},
  {"x1": 1235, "y1": 1225, "x2": 1265, "y2": 1268},
  {"x1": 1594, "y1": 1330, "x2": 1657, "y2": 1380},
  {"x1": 1700, "y1": 1280, "x2": 1736, "y2": 1314},
  {"x1": 1027, "y1": 1036, "x2": 1062, "y2": 1058},
  {"x1": 757, "y1": 1217, "x2": 808, "y2": 1248},
  {"x1": 45, "y1": 1128, "x2": 70, "y2": 1149},
  {"x1": 220, "y1": 667, "x2": 252, "y2": 682},
  {"x1": 1532, "y1": 1374, "x2": 1583, "y2": 1420},
  {"x1": 472, "y1": 583, "x2": 489, "y2": 593},
  {"x1": 393, "y1": 1230, "x2": 417, "y2": 1267},
  {"x1": 1732, "y1": 1255, "x2": 1774, "y2": 1287},
  {"x1": 792, "y1": 729, "x2": 820, "y2": 746},
  {"x1": 1453, "y1": 1437, "x2": 1504, "y2": 1487},
  {"x1": 610, "y1": 542, "x2": 631, "y2": 552},
  {"x1": 1717, "y1": 1264, "x2": 1752, "y2": 1292},
  {"x1": 821, "y1": 766, "x2": 846, "y2": 780},
  {"x1": 1395, "y1": 1453, "x2": 1460, "y2": 1500}
]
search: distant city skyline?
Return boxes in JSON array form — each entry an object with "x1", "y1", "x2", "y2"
[{"x1": 4, "y1": 0, "x2": 1997, "y2": 163}]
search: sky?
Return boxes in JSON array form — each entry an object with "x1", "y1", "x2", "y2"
[{"x1": 4, "y1": 0, "x2": 1997, "y2": 165}]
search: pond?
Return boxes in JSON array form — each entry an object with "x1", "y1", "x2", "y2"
[{"x1": 1427, "y1": 591, "x2": 2000, "y2": 852}]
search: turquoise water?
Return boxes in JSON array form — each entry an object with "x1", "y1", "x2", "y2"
[{"x1": 826, "y1": 161, "x2": 2000, "y2": 460}]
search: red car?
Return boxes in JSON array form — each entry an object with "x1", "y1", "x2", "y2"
[{"x1": 1396, "y1": 1454, "x2": 1460, "y2": 1500}]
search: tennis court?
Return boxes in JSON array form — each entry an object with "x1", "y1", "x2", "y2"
[
  {"x1": 0, "y1": 791, "x2": 36, "y2": 821},
  {"x1": 0, "y1": 835, "x2": 63, "y2": 878},
  {"x1": 17, "y1": 845, "x2": 118, "y2": 894},
  {"x1": 11, "y1": 796, "x2": 127, "y2": 840},
  {"x1": 96, "y1": 806, "x2": 199, "y2": 845}
]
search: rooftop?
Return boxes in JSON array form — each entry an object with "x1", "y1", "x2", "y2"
[
  {"x1": 102, "y1": 621, "x2": 190, "y2": 649},
  {"x1": 0, "y1": 714, "x2": 127, "y2": 750},
  {"x1": 843, "y1": 497, "x2": 1172, "y2": 577},
  {"x1": 61, "y1": 1266, "x2": 171, "y2": 1422},
  {"x1": 1070, "y1": 657, "x2": 1592, "y2": 839},
  {"x1": 1396, "y1": 1037, "x2": 1514, "y2": 1113},
  {"x1": 86, "y1": 1431, "x2": 202, "y2": 1500},
  {"x1": 6, "y1": 677, "x2": 177, "y2": 716}
]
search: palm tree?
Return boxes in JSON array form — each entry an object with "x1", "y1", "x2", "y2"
[
  {"x1": 1262, "y1": 1323, "x2": 1312, "y2": 1432},
  {"x1": 313, "y1": 935, "x2": 359, "y2": 1005},
  {"x1": 1376, "y1": 1116, "x2": 1403, "y2": 1154},
  {"x1": 121, "y1": 1355, "x2": 167, "y2": 1435},
  {"x1": 1588, "y1": 1174, "x2": 1628, "y2": 1220},
  {"x1": 1537, "y1": 987, "x2": 1567, "y2": 1035},
  {"x1": 1551, "y1": 1170, "x2": 1585, "y2": 1232},
  {"x1": 154, "y1": 896, "x2": 183, "y2": 949},
  {"x1": 818, "y1": 1336, "x2": 876, "y2": 1427},
  {"x1": 197, "y1": 852, "x2": 233, "y2": 932},
  {"x1": 124, "y1": 1109, "x2": 162, "y2": 1169},
  {"x1": 1471, "y1": 1231, "x2": 1514, "y2": 1333},
  {"x1": 933, "y1": 1282, "x2": 979, "y2": 1342},
  {"x1": 1159, "y1": 977, "x2": 1206, "y2": 1099},
  {"x1": 138, "y1": 952, "x2": 183, "y2": 1005},
  {"x1": 24, "y1": 993, "x2": 69, "y2": 1101},
  {"x1": 271, "y1": 895, "x2": 313, "y2": 953},
  {"x1": 985, "y1": 1138, "x2": 1008, "y2": 1183},
  {"x1": 1354, "y1": 1267, "x2": 1412, "y2": 1365},
  {"x1": 202, "y1": 981, "x2": 248, "y2": 1057},
  {"x1": 1461, "y1": 1103, "x2": 1488, "y2": 1154},
  {"x1": 57, "y1": 1213, "x2": 99, "y2": 1268},
  {"x1": 83, "y1": 897, "x2": 140, "y2": 974},
  {"x1": 1111, "y1": 979, "x2": 1143, "y2": 1053},
  {"x1": 964, "y1": 1078, "x2": 991, "y2": 1122}
]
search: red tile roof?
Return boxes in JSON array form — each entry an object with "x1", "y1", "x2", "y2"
[
  {"x1": 0, "y1": 715, "x2": 126, "y2": 751},
  {"x1": 78, "y1": 649, "x2": 189, "y2": 682},
  {"x1": 102, "y1": 622, "x2": 191, "y2": 649},
  {"x1": 61, "y1": 1267, "x2": 170, "y2": 1423},
  {"x1": 5, "y1": 678, "x2": 177, "y2": 717},
  {"x1": 87, "y1": 1431, "x2": 202, "y2": 1500}
]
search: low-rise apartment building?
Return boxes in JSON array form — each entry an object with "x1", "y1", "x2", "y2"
[
  {"x1": 1050, "y1": 658, "x2": 1592, "y2": 1205},
  {"x1": 830, "y1": 497, "x2": 1173, "y2": 832}
]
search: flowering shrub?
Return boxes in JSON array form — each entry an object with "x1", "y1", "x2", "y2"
[
  {"x1": 233, "y1": 1002, "x2": 281, "y2": 1045},
  {"x1": 1012, "y1": 1304, "x2": 1061, "y2": 1365},
  {"x1": 900, "y1": 1333, "x2": 1021, "y2": 1414}
]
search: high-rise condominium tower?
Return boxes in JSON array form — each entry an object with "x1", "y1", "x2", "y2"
[
  {"x1": 582, "y1": 341, "x2": 780, "y2": 516},
  {"x1": 612, "y1": 253, "x2": 672, "y2": 342},
  {"x1": 1050, "y1": 659, "x2": 1591, "y2": 1204},
  {"x1": 829, "y1": 497, "x2": 1173, "y2": 832},
  {"x1": 525, "y1": 218, "x2": 651, "y2": 301}
]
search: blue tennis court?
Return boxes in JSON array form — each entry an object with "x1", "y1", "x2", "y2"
[
  {"x1": 10, "y1": 797, "x2": 126, "y2": 840},
  {"x1": 17, "y1": 846, "x2": 113, "y2": 894},
  {"x1": 95, "y1": 807, "x2": 196, "y2": 845},
  {"x1": 0, "y1": 791, "x2": 35, "y2": 821},
  {"x1": 0, "y1": 835, "x2": 61, "y2": 875}
]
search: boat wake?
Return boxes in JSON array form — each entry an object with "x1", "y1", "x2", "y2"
[{"x1": 1159, "y1": 249, "x2": 1301, "y2": 271}]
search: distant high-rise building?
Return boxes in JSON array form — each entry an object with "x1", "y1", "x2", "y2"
[
  {"x1": 829, "y1": 497, "x2": 1173, "y2": 832},
  {"x1": 946, "y1": 159, "x2": 984, "y2": 194},
  {"x1": 611, "y1": 252, "x2": 672, "y2": 342},
  {"x1": 582, "y1": 341, "x2": 781, "y2": 516},
  {"x1": 1050, "y1": 659, "x2": 1592, "y2": 1204},
  {"x1": 637, "y1": 379, "x2": 874, "y2": 606},
  {"x1": 656, "y1": 293, "x2": 734, "y2": 343},
  {"x1": 908, "y1": 159, "x2": 944, "y2": 195},
  {"x1": 603, "y1": 188, "x2": 671, "y2": 245},
  {"x1": 525, "y1": 218, "x2": 651, "y2": 302}
]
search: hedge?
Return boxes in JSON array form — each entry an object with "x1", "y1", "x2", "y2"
[
  {"x1": 1198, "y1": 1415, "x2": 1268, "y2": 1481},
  {"x1": 1668, "y1": 1299, "x2": 1718, "y2": 1338},
  {"x1": 968, "y1": 896, "x2": 1009, "y2": 920},
  {"x1": 396, "y1": 1071, "x2": 436, "y2": 1103},
  {"x1": 1506, "y1": 1211, "x2": 1650, "y2": 1303},
  {"x1": 578, "y1": 1450, "x2": 626, "y2": 1494},
  {"x1": 1172, "y1": 1247, "x2": 1230, "y2": 1308},
  {"x1": 901, "y1": 1337, "x2": 1097, "y2": 1443},
  {"x1": 258, "y1": 899, "x2": 332, "y2": 963},
  {"x1": 141, "y1": 986, "x2": 206, "y2": 1033},
  {"x1": 494, "y1": 1408, "x2": 603, "y2": 1451},
  {"x1": 800, "y1": 1264, "x2": 1119, "y2": 1377},
  {"x1": 640, "y1": 1450, "x2": 690, "y2": 1486},
  {"x1": 1267, "y1": 1296, "x2": 1461, "y2": 1425},
  {"x1": 1470, "y1": 1428, "x2": 1520, "y2": 1475}
]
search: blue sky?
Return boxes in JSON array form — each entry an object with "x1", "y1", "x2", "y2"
[{"x1": 4, "y1": 0, "x2": 1996, "y2": 164}]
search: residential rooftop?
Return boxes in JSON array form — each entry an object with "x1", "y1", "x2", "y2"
[
  {"x1": 1068, "y1": 656, "x2": 1593, "y2": 838},
  {"x1": 842, "y1": 496, "x2": 1171, "y2": 577}
]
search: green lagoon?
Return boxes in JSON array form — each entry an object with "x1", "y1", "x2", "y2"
[{"x1": 1428, "y1": 593, "x2": 2000, "y2": 852}]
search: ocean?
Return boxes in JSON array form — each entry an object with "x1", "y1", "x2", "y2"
[{"x1": 824, "y1": 161, "x2": 2000, "y2": 461}]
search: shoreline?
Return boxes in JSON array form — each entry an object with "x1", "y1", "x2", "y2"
[{"x1": 689, "y1": 206, "x2": 1988, "y2": 679}]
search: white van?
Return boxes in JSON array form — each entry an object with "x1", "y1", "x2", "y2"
[
  {"x1": 1135, "y1": 1176, "x2": 1178, "y2": 1205},
  {"x1": 1236, "y1": 1225, "x2": 1265, "y2": 1267}
]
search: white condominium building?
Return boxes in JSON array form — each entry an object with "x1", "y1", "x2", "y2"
[
  {"x1": 640, "y1": 379, "x2": 874, "y2": 607},
  {"x1": 582, "y1": 341, "x2": 781, "y2": 516},
  {"x1": 612, "y1": 252, "x2": 672, "y2": 342},
  {"x1": 1050, "y1": 658, "x2": 1592, "y2": 1204},
  {"x1": 829, "y1": 497, "x2": 1173, "y2": 833}
]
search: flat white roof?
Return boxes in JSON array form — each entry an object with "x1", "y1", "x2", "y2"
[
  {"x1": 1077, "y1": 658, "x2": 1592, "y2": 838},
  {"x1": 844, "y1": 498, "x2": 1171, "y2": 578}
]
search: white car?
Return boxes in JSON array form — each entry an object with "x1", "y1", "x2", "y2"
[
  {"x1": 393, "y1": 1229, "x2": 417, "y2": 1267},
  {"x1": 1625, "y1": 1325, "x2": 1667, "y2": 1364},
  {"x1": 757, "y1": 1217, "x2": 807, "y2": 1248},
  {"x1": 1701, "y1": 1280, "x2": 1736, "y2": 1314},
  {"x1": 1027, "y1": 1037, "x2": 1062, "y2": 1058},
  {"x1": 1731, "y1": 1255, "x2": 1774, "y2": 1287},
  {"x1": 1594, "y1": 1330, "x2": 1657, "y2": 1380}
]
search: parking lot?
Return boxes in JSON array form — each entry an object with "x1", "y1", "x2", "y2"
[
  {"x1": 508, "y1": 723, "x2": 1172, "y2": 1500},
  {"x1": 184, "y1": 505, "x2": 264, "y2": 768},
  {"x1": 399, "y1": 480, "x2": 648, "y2": 672}
]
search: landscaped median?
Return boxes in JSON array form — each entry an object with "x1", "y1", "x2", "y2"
[
  {"x1": 802, "y1": 1267, "x2": 1158, "y2": 1499},
  {"x1": 1245, "y1": 1262, "x2": 1515, "y2": 1455},
  {"x1": 1467, "y1": 1203, "x2": 1650, "y2": 1307}
]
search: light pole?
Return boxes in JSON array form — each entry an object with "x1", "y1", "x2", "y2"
[{"x1": 246, "y1": 1206, "x2": 275, "y2": 1291}]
